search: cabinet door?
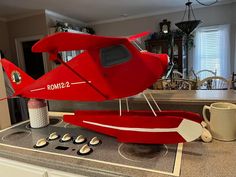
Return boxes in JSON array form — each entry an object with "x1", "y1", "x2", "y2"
[
  {"x1": 0, "y1": 157, "x2": 47, "y2": 177},
  {"x1": 146, "y1": 38, "x2": 185, "y2": 73},
  {"x1": 48, "y1": 171, "x2": 85, "y2": 177},
  {"x1": 146, "y1": 40, "x2": 168, "y2": 54},
  {"x1": 150, "y1": 44, "x2": 164, "y2": 54},
  {"x1": 173, "y1": 39, "x2": 184, "y2": 72}
]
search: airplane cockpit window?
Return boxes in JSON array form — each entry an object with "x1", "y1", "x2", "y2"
[
  {"x1": 131, "y1": 41, "x2": 144, "y2": 51},
  {"x1": 100, "y1": 45, "x2": 131, "y2": 67}
]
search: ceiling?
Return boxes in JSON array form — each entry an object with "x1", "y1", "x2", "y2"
[{"x1": 0, "y1": 0, "x2": 233, "y2": 24}]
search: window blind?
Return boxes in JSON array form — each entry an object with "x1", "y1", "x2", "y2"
[{"x1": 193, "y1": 25, "x2": 230, "y2": 79}]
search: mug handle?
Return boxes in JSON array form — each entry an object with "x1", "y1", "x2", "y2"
[{"x1": 202, "y1": 105, "x2": 211, "y2": 126}]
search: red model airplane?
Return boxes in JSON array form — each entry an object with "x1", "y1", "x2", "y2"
[{"x1": 0, "y1": 32, "x2": 203, "y2": 144}]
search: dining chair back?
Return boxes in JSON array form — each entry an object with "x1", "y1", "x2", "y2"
[
  {"x1": 198, "y1": 76, "x2": 230, "y2": 90},
  {"x1": 196, "y1": 69, "x2": 217, "y2": 80},
  {"x1": 172, "y1": 70, "x2": 183, "y2": 79},
  {"x1": 231, "y1": 72, "x2": 236, "y2": 89}
]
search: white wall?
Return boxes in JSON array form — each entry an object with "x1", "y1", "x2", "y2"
[
  {"x1": 93, "y1": 3, "x2": 236, "y2": 75},
  {"x1": 45, "y1": 10, "x2": 85, "y2": 33}
]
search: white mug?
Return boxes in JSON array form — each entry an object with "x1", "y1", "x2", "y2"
[{"x1": 203, "y1": 102, "x2": 236, "y2": 141}]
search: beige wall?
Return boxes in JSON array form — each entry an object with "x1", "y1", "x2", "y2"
[
  {"x1": 7, "y1": 12, "x2": 48, "y2": 64},
  {"x1": 0, "y1": 21, "x2": 11, "y2": 58},
  {"x1": 0, "y1": 21, "x2": 11, "y2": 129},
  {"x1": 94, "y1": 3, "x2": 233, "y2": 36},
  {"x1": 0, "y1": 66, "x2": 11, "y2": 129},
  {"x1": 93, "y1": 3, "x2": 232, "y2": 35},
  {"x1": 93, "y1": 3, "x2": 236, "y2": 74}
]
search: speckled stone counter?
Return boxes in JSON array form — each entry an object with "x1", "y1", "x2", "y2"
[
  {"x1": 2, "y1": 89, "x2": 236, "y2": 177},
  {"x1": 48, "y1": 90, "x2": 236, "y2": 114},
  {"x1": 0, "y1": 132, "x2": 235, "y2": 177}
]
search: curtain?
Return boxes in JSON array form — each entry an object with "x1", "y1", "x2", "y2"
[{"x1": 193, "y1": 24, "x2": 230, "y2": 78}]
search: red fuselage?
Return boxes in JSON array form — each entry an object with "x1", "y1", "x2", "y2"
[{"x1": 1, "y1": 39, "x2": 168, "y2": 101}]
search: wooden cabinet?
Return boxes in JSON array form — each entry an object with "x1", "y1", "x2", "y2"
[
  {"x1": 145, "y1": 38, "x2": 186, "y2": 74},
  {"x1": 0, "y1": 157, "x2": 47, "y2": 177},
  {"x1": 0, "y1": 157, "x2": 84, "y2": 177}
]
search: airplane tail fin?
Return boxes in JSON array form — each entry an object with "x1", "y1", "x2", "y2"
[{"x1": 0, "y1": 58, "x2": 35, "y2": 95}]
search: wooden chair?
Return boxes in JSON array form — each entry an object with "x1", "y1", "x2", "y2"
[
  {"x1": 160, "y1": 79, "x2": 192, "y2": 90},
  {"x1": 173, "y1": 79, "x2": 192, "y2": 90},
  {"x1": 188, "y1": 68, "x2": 197, "y2": 80},
  {"x1": 153, "y1": 79, "x2": 165, "y2": 90},
  {"x1": 231, "y1": 72, "x2": 236, "y2": 89},
  {"x1": 196, "y1": 69, "x2": 217, "y2": 80},
  {"x1": 172, "y1": 70, "x2": 183, "y2": 79},
  {"x1": 197, "y1": 76, "x2": 230, "y2": 90}
]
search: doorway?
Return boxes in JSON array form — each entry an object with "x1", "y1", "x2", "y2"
[
  {"x1": 15, "y1": 35, "x2": 48, "y2": 78},
  {"x1": 22, "y1": 40, "x2": 45, "y2": 79}
]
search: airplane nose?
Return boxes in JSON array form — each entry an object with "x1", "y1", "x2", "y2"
[
  {"x1": 140, "y1": 52, "x2": 169, "y2": 79},
  {"x1": 158, "y1": 54, "x2": 169, "y2": 71}
]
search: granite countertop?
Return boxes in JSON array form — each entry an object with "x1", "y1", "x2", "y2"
[
  {"x1": 0, "y1": 121, "x2": 235, "y2": 177},
  {"x1": 140, "y1": 90, "x2": 236, "y2": 104},
  {"x1": 1, "y1": 91, "x2": 236, "y2": 176}
]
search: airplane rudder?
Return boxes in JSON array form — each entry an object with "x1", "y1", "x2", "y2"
[{"x1": 0, "y1": 58, "x2": 34, "y2": 93}]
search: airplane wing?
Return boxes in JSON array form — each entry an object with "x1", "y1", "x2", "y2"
[
  {"x1": 32, "y1": 31, "x2": 150, "y2": 56},
  {"x1": 32, "y1": 32, "x2": 128, "y2": 54}
]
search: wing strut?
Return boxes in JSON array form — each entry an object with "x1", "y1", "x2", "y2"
[
  {"x1": 142, "y1": 92, "x2": 157, "y2": 117},
  {"x1": 55, "y1": 56, "x2": 109, "y2": 100}
]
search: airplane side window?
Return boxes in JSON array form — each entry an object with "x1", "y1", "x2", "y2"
[{"x1": 100, "y1": 45, "x2": 131, "y2": 67}]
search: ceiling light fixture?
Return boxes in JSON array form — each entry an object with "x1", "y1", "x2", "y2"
[
  {"x1": 174, "y1": 0, "x2": 217, "y2": 77},
  {"x1": 175, "y1": 0, "x2": 201, "y2": 35},
  {"x1": 196, "y1": 0, "x2": 218, "y2": 6}
]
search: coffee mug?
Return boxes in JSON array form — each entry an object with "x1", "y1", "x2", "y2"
[{"x1": 203, "y1": 102, "x2": 236, "y2": 141}]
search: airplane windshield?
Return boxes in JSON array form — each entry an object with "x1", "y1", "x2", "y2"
[
  {"x1": 100, "y1": 45, "x2": 131, "y2": 67},
  {"x1": 131, "y1": 40, "x2": 144, "y2": 51}
]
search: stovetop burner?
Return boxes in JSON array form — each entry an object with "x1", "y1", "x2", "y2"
[
  {"x1": 118, "y1": 143, "x2": 167, "y2": 162},
  {"x1": 49, "y1": 117, "x2": 62, "y2": 125},
  {"x1": 2, "y1": 130, "x2": 31, "y2": 142}
]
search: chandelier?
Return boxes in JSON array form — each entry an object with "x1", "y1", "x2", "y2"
[{"x1": 175, "y1": 0, "x2": 201, "y2": 35}]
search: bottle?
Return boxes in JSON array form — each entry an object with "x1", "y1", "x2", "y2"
[{"x1": 28, "y1": 99, "x2": 49, "y2": 128}]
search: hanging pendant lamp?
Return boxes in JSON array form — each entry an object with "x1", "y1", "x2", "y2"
[{"x1": 175, "y1": 0, "x2": 201, "y2": 35}]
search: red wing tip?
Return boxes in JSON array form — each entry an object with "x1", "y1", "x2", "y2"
[{"x1": 128, "y1": 31, "x2": 152, "y2": 41}]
